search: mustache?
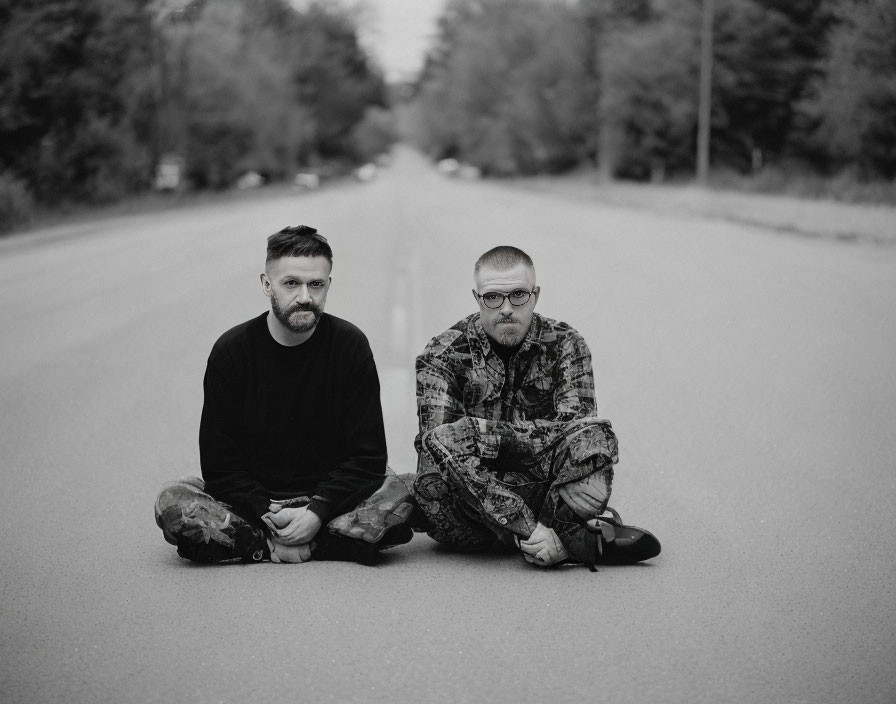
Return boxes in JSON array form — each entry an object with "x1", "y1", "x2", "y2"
[{"x1": 289, "y1": 303, "x2": 318, "y2": 313}]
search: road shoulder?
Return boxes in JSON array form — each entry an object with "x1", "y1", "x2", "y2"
[{"x1": 503, "y1": 173, "x2": 896, "y2": 247}]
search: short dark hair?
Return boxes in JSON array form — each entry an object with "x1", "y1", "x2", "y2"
[
  {"x1": 266, "y1": 225, "x2": 333, "y2": 267},
  {"x1": 474, "y1": 245, "x2": 534, "y2": 275}
]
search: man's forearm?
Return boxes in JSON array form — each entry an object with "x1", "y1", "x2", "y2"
[
  {"x1": 201, "y1": 466, "x2": 271, "y2": 519},
  {"x1": 309, "y1": 459, "x2": 385, "y2": 522}
]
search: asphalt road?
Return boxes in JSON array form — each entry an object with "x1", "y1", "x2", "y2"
[{"x1": 2, "y1": 147, "x2": 895, "y2": 704}]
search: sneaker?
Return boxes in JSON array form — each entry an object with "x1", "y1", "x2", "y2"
[{"x1": 561, "y1": 507, "x2": 661, "y2": 571}]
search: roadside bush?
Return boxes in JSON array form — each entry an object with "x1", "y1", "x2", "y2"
[
  {"x1": 712, "y1": 163, "x2": 896, "y2": 205},
  {"x1": 27, "y1": 115, "x2": 152, "y2": 205},
  {"x1": 0, "y1": 173, "x2": 35, "y2": 234}
]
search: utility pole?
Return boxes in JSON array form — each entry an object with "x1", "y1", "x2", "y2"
[{"x1": 696, "y1": 0, "x2": 714, "y2": 186}]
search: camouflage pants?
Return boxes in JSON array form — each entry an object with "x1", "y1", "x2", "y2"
[
  {"x1": 412, "y1": 416, "x2": 618, "y2": 550},
  {"x1": 155, "y1": 471, "x2": 415, "y2": 563}
]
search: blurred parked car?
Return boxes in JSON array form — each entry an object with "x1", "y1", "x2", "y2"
[
  {"x1": 354, "y1": 163, "x2": 377, "y2": 181},
  {"x1": 236, "y1": 171, "x2": 264, "y2": 189},
  {"x1": 436, "y1": 158, "x2": 481, "y2": 179},
  {"x1": 153, "y1": 154, "x2": 185, "y2": 191},
  {"x1": 294, "y1": 172, "x2": 320, "y2": 189},
  {"x1": 437, "y1": 158, "x2": 459, "y2": 176}
]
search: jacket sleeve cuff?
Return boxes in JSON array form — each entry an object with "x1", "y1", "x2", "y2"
[
  {"x1": 246, "y1": 493, "x2": 271, "y2": 520},
  {"x1": 500, "y1": 512, "x2": 538, "y2": 538},
  {"x1": 308, "y1": 496, "x2": 334, "y2": 523}
]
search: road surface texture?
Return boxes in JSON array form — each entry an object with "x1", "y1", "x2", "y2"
[{"x1": 2, "y1": 147, "x2": 895, "y2": 704}]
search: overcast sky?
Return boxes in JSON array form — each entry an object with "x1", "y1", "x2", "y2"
[{"x1": 360, "y1": 0, "x2": 446, "y2": 81}]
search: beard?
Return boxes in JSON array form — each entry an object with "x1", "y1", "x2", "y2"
[
  {"x1": 497, "y1": 329, "x2": 524, "y2": 346},
  {"x1": 492, "y1": 318, "x2": 525, "y2": 346},
  {"x1": 271, "y1": 294, "x2": 322, "y2": 334}
]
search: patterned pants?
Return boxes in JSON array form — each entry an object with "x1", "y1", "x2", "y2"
[
  {"x1": 155, "y1": 472, "x2": 415, "y2": 562},
  {"x1": 412, "y1": 416, "x2": 618, "y2": 550}
]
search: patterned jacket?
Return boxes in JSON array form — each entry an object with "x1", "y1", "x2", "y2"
[{"x1": 415, "y1": 312, "x2": 617, "y2": 480}]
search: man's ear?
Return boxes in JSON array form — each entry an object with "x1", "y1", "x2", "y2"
[
  {"x1": 471, "y1": 288, "x2": 479, "y2": 305},
  {"x1": 532, "y1": 286, "x2": 540, "y2": 306},
  {"x1": 260, "y1": 272, "x2": 272, "y2": 297}
]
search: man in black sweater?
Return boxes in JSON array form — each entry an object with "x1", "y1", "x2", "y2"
[{"x1": 154, "y1": 225, "x2": 413, "y2": 564}]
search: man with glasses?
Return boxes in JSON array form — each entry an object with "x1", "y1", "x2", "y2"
[
  {"x1": 410, "y1": 246, "x2": 660, "y2": 570},
  {"x1": 154, "y1": 225, "x2": 414, "y2": 565}
]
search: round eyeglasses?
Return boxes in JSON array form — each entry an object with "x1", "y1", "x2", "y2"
[{"x1": 476, "y1": 289, "x2": 534, "y2": 309}]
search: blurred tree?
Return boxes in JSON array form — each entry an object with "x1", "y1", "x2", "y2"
[
  {"x1": 289, "y1": 3, "x2": 388, "y2": 162},
  {"x1": 158, "y1": 0, "x2": 386, "y2": 186},
  {"x1": 350, "y1": 107, "x2": 397, "y2": 162},
  {"x1": 0, "y1": 0, "x2": 386, "y2": 204},
  {"x1": 161, "y1": 0, "x2": 308, "y2": 188},
  {"x1": 599, "y1": 4, "x2": 700, "y2": 180},
  {"x1": 711, "y1": 0, "x2": 831, "y2": 172},
  {"x1": 416, "y1": 0, "x2": 596, "y2": 175},
  {"x1": 600, "y1": 0, "x2": 832, "y2": 179},
  {"x1": 413, "y1": 0, "x2": 482, "y2": 161},
  {"x1": 800, "y1": 0, "x2": 896, "y2": 178},
  {"x1": 0, "y1": 0, "x2": 157, "y2": 203}
]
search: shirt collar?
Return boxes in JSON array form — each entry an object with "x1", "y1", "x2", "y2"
[{"x1": 470, "y1": 312, "x2": 544, "y2": 363}]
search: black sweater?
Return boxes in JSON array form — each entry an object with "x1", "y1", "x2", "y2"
[{"x1": 199, "y1": 312, "x2": 387, "y2": 523}]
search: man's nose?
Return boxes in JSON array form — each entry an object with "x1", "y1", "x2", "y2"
[
  {"x1": 499, "y1": 296, "x2": 514, "y2": 315},
  {"x1": 295, "y1": 285, "x2": 312, "y2": 302}
]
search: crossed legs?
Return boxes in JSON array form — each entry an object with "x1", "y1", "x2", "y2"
[
  {"x1": 411, "y1": 416, "x2": 617, "y2": 563},
  {"x1": 155, "y1": 475, "x2": 415, "y2": 565}
]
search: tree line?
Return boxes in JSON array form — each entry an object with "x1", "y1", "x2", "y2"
[
  {"x1": 411, "y1": 0, "x2": 896, "y2": 187},
  {"x1": 0, "y1": 0, "x2": 393, "y2": 229}
]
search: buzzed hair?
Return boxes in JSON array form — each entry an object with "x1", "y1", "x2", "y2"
[
  {"x1": 266, "y1": 225, "x2": 333, "y2": 268},
  {"x1": 474, "y1": 245, "x2": 534, "y2": 275}
]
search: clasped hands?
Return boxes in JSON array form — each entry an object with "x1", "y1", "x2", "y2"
[
  {"x1": 518, "y1": 522, "x2": 568, "y2": 567},
  {"x1": 517, "y1": 471, "x2": 609, "y2": 567},
  {"x1": 261, "y1": 503, "x2": 322, "y2": 563}
]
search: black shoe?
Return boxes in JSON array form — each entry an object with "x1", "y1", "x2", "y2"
[
  {"x1": 562, "y1": 507, "x2": 661, "y2": 571},
  {"x1": 407, "y1": 503, "x2": 432, "y2": 533},
  {"x1": 378, "y1": 523, "x2": 414, "y2": 549},
  {"x1": 177, "y1": 524, "x2": 268, "y2": 564},
  {"x1": 311, "y1": 531, "x2": 379, "y2": 565}
]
